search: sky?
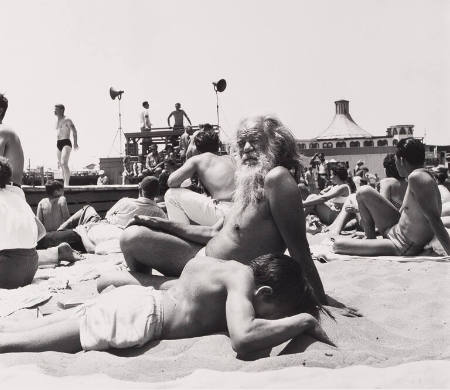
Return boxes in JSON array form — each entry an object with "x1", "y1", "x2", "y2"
[{"x1": 1, "y1": 0, "x2": 449, "y2": 170}]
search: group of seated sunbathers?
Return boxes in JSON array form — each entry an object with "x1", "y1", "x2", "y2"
[{"x1": 0, "y1": 92, "x2": 448, "y2": 355}]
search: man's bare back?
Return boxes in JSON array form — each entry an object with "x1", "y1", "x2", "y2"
[
  {"x1": 0, "y1": 128, "x2": 24, "y2": 185},
  {"x1": 161, "y1": 257, "x2": 232, "y2": 339},
  {"x1": 190, "y1": 153, "x2": 236, "y2": 201}
]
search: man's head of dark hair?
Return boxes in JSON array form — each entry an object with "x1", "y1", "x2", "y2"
[
  {"x1": 383, "y1": 153, "x2": 401, "y2": 180},
  {"x1": 0, "y1": 156, "x2": 12, "y2": 188},
  {"x1": 139, "y1": 176, "x2": 159, "y2": 198},
  {"x1": 248, "y1": 253, "x2": 322, "y2": 318},
  {"x1": 45, "y1": 180, "x2": 64, "y2": 196},
  {"x1": 330, "y1": 162, "x2": 348, "y2": 181},
  {"x1": 142, "y1": 101, "x2": 149, "y2": 108},
  {"x1": 194, "y1": 131, "x2": 220, "y2": 154},
  {"x1": 395, "y1": 138, "x2": 425, "y2": 166},
  {"x1": 55, "y1": 104, "x2": 65, "y2": 113},
  {"x1": 202, "y1": 123, "x2": 213, "y2": 132},
  {"x1": 0, "y1": 94, "x2": 8, "y2": 121}
]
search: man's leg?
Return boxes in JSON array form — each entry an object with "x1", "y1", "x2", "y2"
[
  {"x1": 0, "y1": 318, "x2": 81, "y2": 353},
  {"x1": 333, "y1": 236, "x2": 398, "y2": 256},
  {"x1": 37, "y1": 229, "x2": 86, "y2": 252},
  {"x1": 58, "y1": 205, "x2": 100, "y2": 230},
  {"x1": 165, "y1": 188, "x2": 225, "y2": 226},
  {"x1": 120, "y1": 225, "x2": 202, "y2": 277},
  {"x1": 60, "y1": 145, "x2": 72, "y2": 186},
  {"x1": 356, "y1": 185, "x2": 400, "y2": 238}
]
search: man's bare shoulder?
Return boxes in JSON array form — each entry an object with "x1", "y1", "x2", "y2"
[
  {"x1": 264, "y1": 166, "x2": 295, "y2": 187},
  {"x1": 0, "y1": 128, "x2": 19, "y2": 139},
  {"x1": 409, "y1": 169, "x2": 435, "y2": 187}
]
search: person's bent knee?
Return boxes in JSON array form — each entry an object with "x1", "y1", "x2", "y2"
[
  {"x1": 119, "y1": 225, "x2": 143, "y2": 253},
  {"x1": 356, "y1": 185, "x2": 376, "y2": 202}
]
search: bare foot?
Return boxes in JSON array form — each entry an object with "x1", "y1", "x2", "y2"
[{"x1": 57, "y1": 242, "x2": 85, "y2": 263}]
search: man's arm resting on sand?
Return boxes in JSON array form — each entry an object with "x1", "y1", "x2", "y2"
[
  {"x1": 225, "y1": 265, "x2": 333, "y2": 354},
  {"x1": 264, "y1": 167, "x2": 326, "y2": 304},
  {"x1": 167, "y1": 157, "x2": 198, "y2": 187},
  {"x1": 128, "y1": 215, "x2": 222, "y2": 245},
  {"x1": 410, "y1": 173, "x2": 450, "y2": 255}
]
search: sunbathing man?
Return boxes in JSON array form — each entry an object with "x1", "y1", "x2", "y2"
[
  {"x1": 333, "y1": 138, "x2": 450, "y2": 256},
  {"x1": 0, "y1": 253, "x2": 334, "y2": 354},
  {"x1": 39, "y1": 176, "x2": 166, "y2": 253},
  {"x1": 164, "y1": 130, "x2": 236, "y2": 225},
  {"x1": 0, "y1": 94, "x2": 24, "y2": 186},
  {"x1": 119, "y1": 115, "x2": 327, "y2": 305}
]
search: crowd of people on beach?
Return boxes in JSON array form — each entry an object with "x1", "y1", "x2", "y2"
[{"x1": 0, "y1": 91, "x2": 449, "y2": 356}]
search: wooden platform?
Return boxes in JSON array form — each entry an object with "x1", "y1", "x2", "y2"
[{"x1": 24, "y1": 185, "x2": 139, "y2": 217}]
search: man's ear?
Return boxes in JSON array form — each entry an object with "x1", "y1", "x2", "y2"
[{"x1": 254, "y1": 286, "x2": 273, "y2": 298}]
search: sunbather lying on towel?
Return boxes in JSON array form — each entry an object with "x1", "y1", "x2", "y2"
[
  {"x1": 333, "y1": 138, "x2": 450, "y2": 256},
  {"x1": 0, "y1": 253, "x2": 334, "y2": 354}
]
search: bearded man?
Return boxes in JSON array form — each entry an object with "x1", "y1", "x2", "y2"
[{"x1": 113, "y1": 116, "x2": 327, "y2": 304}]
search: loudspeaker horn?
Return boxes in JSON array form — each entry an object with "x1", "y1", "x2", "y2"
[
  {"x1": 213, "y1": 79, "x2": 227, "y2": 93},
  {"x1": 109, "y1": 87, "x2": 124, "y2": 100}
]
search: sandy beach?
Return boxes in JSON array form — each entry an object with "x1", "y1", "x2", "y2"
[{"x1": 1, "y1": 234, "x2": 449, "y2": 388}]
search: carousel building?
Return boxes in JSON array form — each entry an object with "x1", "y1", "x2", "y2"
[{"x1": 296, "y1": 100, "x2": 447, "y2": 177}]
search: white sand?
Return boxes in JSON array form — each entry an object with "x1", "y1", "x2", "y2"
[{"x1": 0, "y1": 244, "x2": 449, "y2": 388}]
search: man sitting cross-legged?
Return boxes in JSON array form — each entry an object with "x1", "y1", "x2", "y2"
[
  {"x1": 119, "y1": 116, "x2": 331, "y2": 307},
  {"x1": 333, "y1": 138, "x2": 450, "y2": 256},
  {"x1": 0, "y1": 253, "x2": 334, "y2": 354},
  {"x1": 164, "y1": 130, "x2": 236, "y2": 226},
  {"x1": 38, "y1": 176, "x2": 166, "y2": 253}
]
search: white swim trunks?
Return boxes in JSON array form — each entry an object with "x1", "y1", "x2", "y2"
[{"x1": 74, "y1": 285, "x2": 163, "y2": 351}]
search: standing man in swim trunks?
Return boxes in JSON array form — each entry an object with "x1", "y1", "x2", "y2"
[
  {"x1": 167, "y1": 102, "x2": 192, "y2": 130},
  {"x1": 0, "y1": 94, "x2": 24, "y2": 186},
  {"x1": 54, "y1": 104, "x2": 78, "y2": 186},
  {"x1": 333, "y1": 138, "x2": 450, "y2": 256}
]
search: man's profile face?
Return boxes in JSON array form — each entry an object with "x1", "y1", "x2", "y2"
[
  {"x1": 54, "y1": 106, "x2": 62, "y2": 116},
  {"x1": 236, "y1": 127, "x2": 268, "y2": 166},
  {"x1": 175, "y1": 103, "x2": 181, "y2": 110}
]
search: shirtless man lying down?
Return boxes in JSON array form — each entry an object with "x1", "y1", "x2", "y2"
[{"x1": 0, "y1": 254, "x2": 333, "y2": 354}]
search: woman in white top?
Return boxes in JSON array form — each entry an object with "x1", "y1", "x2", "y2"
[
  {"x1": 303, "y1": 163, "x2": 355, "y2": 225},
  {"x1": 0, "y1": 157, "x2": 39, "y2": 288}
]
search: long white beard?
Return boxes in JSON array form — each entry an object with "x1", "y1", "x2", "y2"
[{"x1": 233, "y1": 155, "x2": 273, "y2": 211}]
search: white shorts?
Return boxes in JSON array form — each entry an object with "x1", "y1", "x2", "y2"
[{"x1": 74, "y1": 285, "x2": 163, "y2": 351}]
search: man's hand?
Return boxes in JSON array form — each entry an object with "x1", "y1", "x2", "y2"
[
  {"x1": 74, "y1": 143, "x2": 79, "y2": 151},
  {"x1": 125, "y1": 215, "x2": 168, "y2": 230},
  {"x1": 326, "y1": 295, "x2": 362, "y2": 318}
]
